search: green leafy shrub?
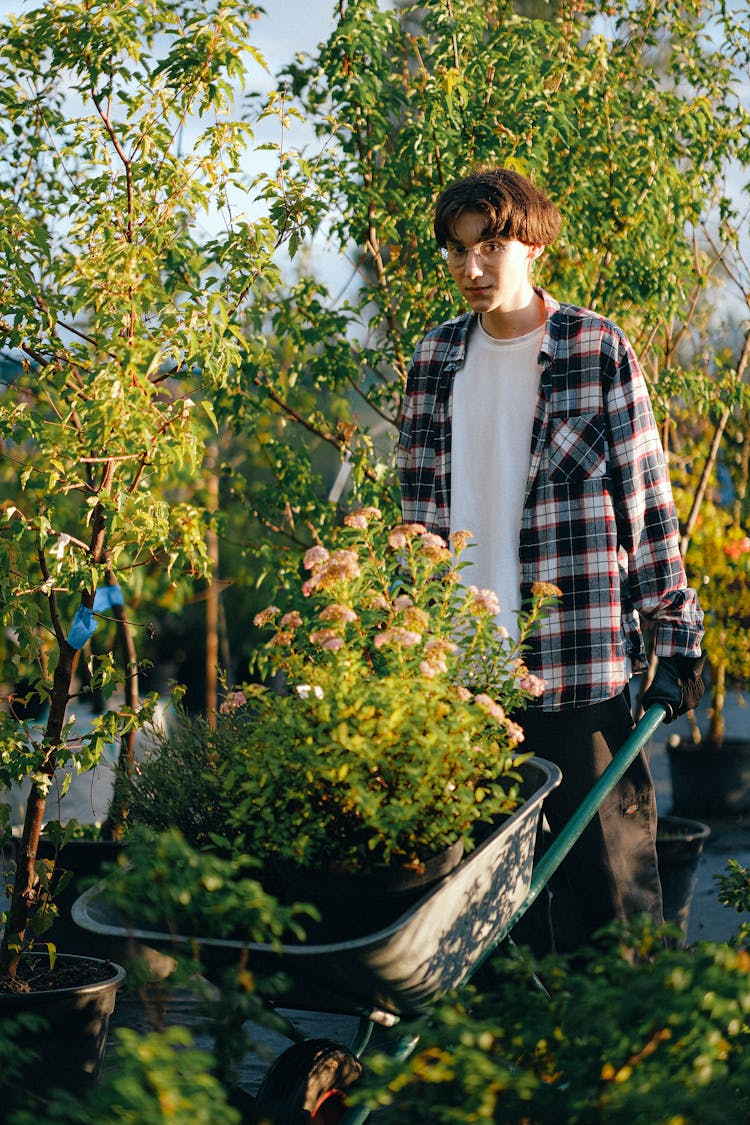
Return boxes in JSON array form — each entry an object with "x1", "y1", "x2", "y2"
[
  {"x1": 8, "y1": 1026, "x2": 242, "y2": 1125},
  {"x1": 718, "y1": 860, "x2": 750, "y2": 914},
  {"x1": 356, "y1": 918, "x2": 750, "y2": 1124},
  {"x1": 103, "y1": 826, "x2": 314, "y2": 944},
  {"x1": 72, "y1": 827, "x2": 318, "y2": 1106},
  {"x1": 110, "y1": 718, "x2": 228, "y2": 848}
]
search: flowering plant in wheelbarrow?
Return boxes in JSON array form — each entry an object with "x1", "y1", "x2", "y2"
[{"x1": 220, "y1": 510, "x2": 558, "y2": 899}]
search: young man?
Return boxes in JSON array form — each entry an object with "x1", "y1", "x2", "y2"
[{"x1": 397, "y1": 167, "x2": 705, "y2": 952}]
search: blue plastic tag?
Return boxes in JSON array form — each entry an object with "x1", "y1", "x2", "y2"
[
  {"x1": 93, "y1": 584, "x2": 124, "y2": 612},
  {"x1": 67, "y1": 605, "x2": 97, "y2": 650}
]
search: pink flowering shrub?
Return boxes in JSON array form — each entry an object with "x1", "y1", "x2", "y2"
[{"x1": 218, "y1": 511, "x2": 559, "y2": 872}]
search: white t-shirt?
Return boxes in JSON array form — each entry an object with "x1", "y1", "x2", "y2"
[{"x1": 449, "y1": 319, "x2": 543, "y2": 640}]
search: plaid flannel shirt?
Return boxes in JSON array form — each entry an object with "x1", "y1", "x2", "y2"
[{"x1": 397, "y1": 289, "x2": 704, "y2": 710}]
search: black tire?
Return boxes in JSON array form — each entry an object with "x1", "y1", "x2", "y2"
[{"x1": 253, "y1": 1038, "x2": 364, "y2": 1124}]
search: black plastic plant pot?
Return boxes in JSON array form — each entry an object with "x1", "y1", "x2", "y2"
[
  {"x1": 656, "y1": 813, "x2": 711, "y2": 938},
  {"x1": 0, "y1": 954, "x2": 126, "y2": 1098},
  {"x1": 667, "y1": 738, "x2": 750, "y2": 818}
]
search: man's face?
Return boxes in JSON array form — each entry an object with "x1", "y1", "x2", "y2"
[{"x1": 444, "y1": 211, "x2": 544, "y2": 319}]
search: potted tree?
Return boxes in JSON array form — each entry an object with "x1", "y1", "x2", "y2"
[{"x1": 0, "y1": 0, "x2": 301, "y2": 1095}]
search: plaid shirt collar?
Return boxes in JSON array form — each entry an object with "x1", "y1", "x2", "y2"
[{"x1": 439, "y1": 285, "x2": 562, "y2": 356}]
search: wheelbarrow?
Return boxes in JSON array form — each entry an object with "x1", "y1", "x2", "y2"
[{"x1": 73, "y1": 705, "x2": 666, "y2": 1123}]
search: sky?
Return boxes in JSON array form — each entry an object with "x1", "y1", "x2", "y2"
[{"x1": 253, "y1": 1, "x2": 338, "y2": 71}]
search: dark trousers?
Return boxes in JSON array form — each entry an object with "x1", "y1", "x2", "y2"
[{"x1": 511, "y1": 691, "x2": 664, "y2": 955}]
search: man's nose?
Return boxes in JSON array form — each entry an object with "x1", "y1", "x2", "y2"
[{"x1": 463, "y1": 249, "x2": 484, "y2": 278}]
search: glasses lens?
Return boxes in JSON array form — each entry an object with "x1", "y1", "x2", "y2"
[
  {"x1": 443, "y1": 246, "x2": 466, "y2": 266},
  {"x1": 442, "y1": 241, "x2": 501, "y2": 266}
]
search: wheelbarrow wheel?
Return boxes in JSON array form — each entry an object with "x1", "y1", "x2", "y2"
[{"x1": 253, "y1": 1038, "x2": 363, "y2": 1124}]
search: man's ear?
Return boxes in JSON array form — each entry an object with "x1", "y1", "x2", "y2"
[{"x1": 527, "y1": 243, "x2": 546, "y2": 263}]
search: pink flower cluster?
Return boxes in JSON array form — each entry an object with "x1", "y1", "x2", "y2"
[
  {"x1": 474, "y1": 693, "x2": 507, "y2": 724},
  {"x1": 303, "y1": 545, "x2": 329, "y2": 570},
  {"x1": 253, "y1": 605, "x2": 280, "y2": 627},
  {"x1": 249, "y1": 516, "x2": 551, "y2": 720},
  {"x1": 450, "y1": 529, "x2": 472, "y2": 553},
  {"x1": 385, "y1": 523, "x2": 451, "y2": 562},
  {"x1": 343, "y1": 506, "x2": 381, "y2": 530},
  {"x1": 302, "y1": 548, "x2": 360, "y2": 595},
  {"x1": 387, "y1": 522, "x2": 426, "y2": 549},
  {"x1": 466, "y1": 585, "x2": 501, "y2": 617},
  {"x1": 401, "y1": 605, "x2": 430, "y2": 632},
  {"x1": 419, "y1": 532, "x2": 452, "y2": 563},
  {"x1": 220, "y1": 689, "x2": 248, "y2": 713},
  {"x1": 373, "y1": 626, "x2": 423, "y2": 650},
  {"x1": 519, "y1": 673, "x2": 546, "y2": 698},
  {"x1": 309, "y1": 628, "x2": 345, "y2": 652},
  {"x1": 474, "y1": 693, "x2": 525, "y2": 744},
  {"x1": 419, "y1": 638, "x2": 458, "y2": 679},
  {"x1": 319, "y1": 604, "x2": 359, "y2": 624}
]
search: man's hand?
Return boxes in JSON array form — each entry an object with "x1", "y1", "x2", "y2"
[{"x1": 642, "y1": 654, "x2": 706, "y2": 722}]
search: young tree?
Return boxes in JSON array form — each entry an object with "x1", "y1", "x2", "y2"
[{"x1": 0, "y1": 0, "x2": 302, "y2": 978}]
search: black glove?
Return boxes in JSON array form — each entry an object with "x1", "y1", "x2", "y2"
[{"x1": 642, "y1": 654, "x2": 706, "y2": 722}]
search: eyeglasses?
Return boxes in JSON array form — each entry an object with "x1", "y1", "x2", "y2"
[{"x1": 439, "y1": 239, "x2": 506, "y2": 267}]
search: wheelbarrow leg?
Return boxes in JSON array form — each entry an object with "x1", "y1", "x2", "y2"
[{"x1": 339, "y1": 1031, "x2": 420, "y2": 1125}]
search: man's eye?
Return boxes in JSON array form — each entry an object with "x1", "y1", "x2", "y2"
[{"x1": 482, "y1": 241, "x2": 503, "y2": 255}]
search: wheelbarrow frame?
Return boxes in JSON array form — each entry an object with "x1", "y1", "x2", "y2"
[{"x1": 73, "y1": 705, "x2": 665, "y2": 1123}]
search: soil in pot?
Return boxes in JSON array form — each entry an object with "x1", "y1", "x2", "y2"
[
  {"x1": 667, "y1": 738, "x2": 750, "y2": 818},
  {"x1": 0, "y1": 953, "x2": 126, "y2": 1100}
]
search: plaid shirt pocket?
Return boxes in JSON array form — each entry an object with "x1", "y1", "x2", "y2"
[{"x1": 549, "y1": 414, "x2": 606, "y2": 483}]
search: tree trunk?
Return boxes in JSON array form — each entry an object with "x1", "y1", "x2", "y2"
[
  {"x1": 101, "y1": 565, "x2": 140, "y2": 840},
  {"x1": 0, "y1": 643, "x2": 77, "y2": 977},
  {"x1": 1, "y1": 480, "x2": 112, "y2": 978},
  {"x1": 205, "y1": 447, "x2": 220, "y2": 727},
  {"x1": 707, "y1": 660, "x2": 726, "y2": 748}
]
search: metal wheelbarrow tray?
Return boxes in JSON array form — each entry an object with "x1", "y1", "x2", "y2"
[{"x1": 74, "y1": 755, "x2": 560, "y2": 1019}]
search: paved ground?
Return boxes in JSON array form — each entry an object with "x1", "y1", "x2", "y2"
[{"x1": 648, "y1": 687, "x2": 750, "y2": 945}]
